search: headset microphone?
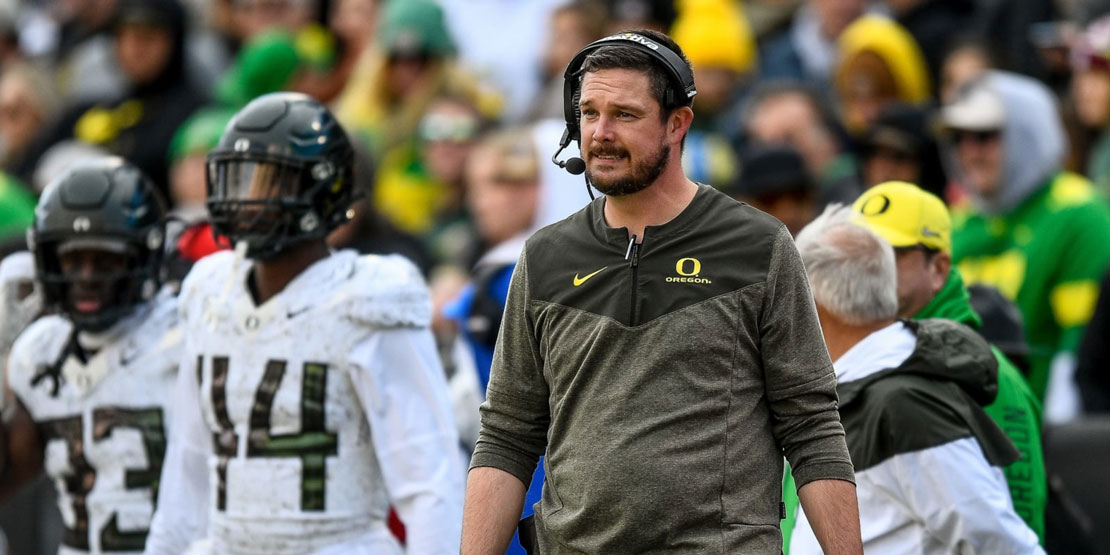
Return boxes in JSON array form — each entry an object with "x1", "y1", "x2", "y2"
[
  {"x1": 551, "y1": 129, "x2": 586, "y2": 175},
  {"x1": 552, "y1": 32, "x2": 697, "y2": 199}
]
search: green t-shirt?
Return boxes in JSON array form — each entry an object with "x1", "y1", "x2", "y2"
[{"x1": 952, "y1": 172, "x2": 1110, "y2": 400}]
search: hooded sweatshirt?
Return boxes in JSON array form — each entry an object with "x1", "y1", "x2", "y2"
[
  {"x1": 26, "y1": 0, "x2": 206, "y2": 200},
  {"x1": 950, "y1": 71, "x2": 1110, "y2": 401},
  {"x1": 915, "y1": 269, "x2": 1046, "y2": 542},
  {"x1": 791, "y1": 319, "x2": 1042, "y2": 554},
  {"x1": 835, "y1": 15, "x2": 932, "y2": 106}
]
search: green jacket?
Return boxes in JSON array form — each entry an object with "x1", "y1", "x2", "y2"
[
  {"x1": 782, "y1": 270, "x2": 1045, "y2": 552},
  {"x1": 915, "y1": 269, "x2": 1045, "y2": 543}
]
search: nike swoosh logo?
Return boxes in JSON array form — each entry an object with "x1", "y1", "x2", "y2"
[
  {"x1": 287, "y1": 306, "x2": 312, "y2": 319},
  {"x1": 573, "y1": 266, "x2": 608, "y2": 286}
]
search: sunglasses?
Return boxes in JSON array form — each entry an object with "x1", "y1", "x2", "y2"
[
  {"x1": 419, "y1": 113, "x2": 479, "y2": 143},
  {"x1": 950, "y1": 129, "x2": 1001, "y2": 145}
]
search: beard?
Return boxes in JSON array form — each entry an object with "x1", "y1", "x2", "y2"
[{"x1": 585, "y1": 140, "x2": 670, "y2": 197}]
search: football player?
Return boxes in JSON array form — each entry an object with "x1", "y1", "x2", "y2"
[
  {"x1": 144, "y1": 92, "x2": 463, "y2": 554},
  {"x1": 0, "y1": 158, "x2": 180, "y2": 554}
]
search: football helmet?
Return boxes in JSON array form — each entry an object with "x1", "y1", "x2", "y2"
[
  {"x1": 28, "y1": 157, "x2": 167, "y2": 332},
  {"x1": 206, "y1": 92, "x2": 355, "y2": 259}
]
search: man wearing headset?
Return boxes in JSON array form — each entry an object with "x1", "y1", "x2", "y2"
[{"x1": 462, "y1": 29, "x2": 862, "y2": 554}]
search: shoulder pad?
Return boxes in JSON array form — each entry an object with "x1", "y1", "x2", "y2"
[
  {"x1": 330, "y1": 254, "x2": 432, "y2": 329},
  {"x1": 7, "y1": 316, "x2": 72, "y2": 394},
  {"x1": 178, "y1": 250, "x2": 236, "y2": 324}
]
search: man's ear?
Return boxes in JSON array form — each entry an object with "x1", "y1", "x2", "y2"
[
  {"x1": 668, "y1": 106, "x2": 694, "y2": 145},
  {"x1": 931, "y1": 251, "x2": 952, "y2": 294}
]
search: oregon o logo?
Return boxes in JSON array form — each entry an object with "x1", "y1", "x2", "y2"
[
  {"x1": 676, "y1": 258, "x2": 701, "y2": 276},
  {"x1": 859, "y1": 194, "x2": 891, "y2": 216}
]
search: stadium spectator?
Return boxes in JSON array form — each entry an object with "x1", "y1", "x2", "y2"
[
  {"x1": 833, "y1": 15, "x2": 930, "y2": 136},
  {"x1": 51, "y1": 0, "x2": 125, "y2": 102},
  {"x1": 313, "y1": 0, "x2": 379, "y2": 104},
  {"x1": 334, "y1": 0, "x2": 500, "y2": 162},
  {"x1": 759, "y1": 0, "x2": 866, "y2": 90},
  {"x1": 525, "y1": 0, "x2": 609, "y2": 122},
  {"x1": 742, "y1": 81, "x2": 861, "y2": 205},
  {"x1": 885, "y1": 0, "x2": 976, "y2": 92},
  {"x1": 214, "y1": 30, "x2": 305, "y2": 108},
  {"x1": 0, "y1": 64, "x2": 60, "y2": 183},
  {"x1": 791, "y1": 204, "x2": 1042, "y2": 554},
  {"x1": 941, "y1": 71, "x2": 1110, "y2": 421},
  {"x1": 671, "y1": 0, "x2": 758, "y2": 136},
  {"x1": 25, "y1": 0, "x2": 207, "y2": 201},
  {"x1": 858, "y1": 102, "x2": 947, "y2": 199},
  {"x1": 1070, "y1": 15, "x2": 1110, "y2": 194},
  {"x1": 725, "y1": 143, "x2": 817, "y2": 236},
  {"x1": 938, "y1": 35, "x2": 998, "y2": 102},
  {"x1": 163, "y1": 108, "x2": 235, "y2": 284},
  {"x1": 852, "y1": 181, "x2": 1047, "y2": 542},
  {"x1": 373, "y1": 95, "x2": 486, "y2": 242}
]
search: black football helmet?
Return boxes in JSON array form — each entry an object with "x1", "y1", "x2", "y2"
[
  {"x1": 28, "y1": 157, "x2": 167, "y2": 332},
  {"x1": 206, "y1": 92, "x2": 355, "y2": 259}
]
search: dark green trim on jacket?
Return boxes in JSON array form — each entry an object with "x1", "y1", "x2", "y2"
[{"x1": 838, "y1": 319, "x2": 1020, "y2": 472}]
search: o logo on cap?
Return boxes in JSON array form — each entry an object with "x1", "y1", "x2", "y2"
[
  {"x1": 676, "y1": 257, "x2": 701, "y2": 276},
  {"x1": 234, "y1": 138, "x2": 250, "y2": 152},
  {"x1": 73, "y1": 217, "x2": 91, "y2": 232},
  {"x1": 860, "y1": 194, "x2": 892, "y2": 216}
]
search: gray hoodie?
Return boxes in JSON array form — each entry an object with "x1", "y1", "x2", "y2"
[{"x1": 945, "y1": 71, "x2": 1066, "y2": 215}]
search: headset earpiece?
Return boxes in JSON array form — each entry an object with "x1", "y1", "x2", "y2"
[{"x1": 558, "y1": 32, "x2": 697, "y2": 148}]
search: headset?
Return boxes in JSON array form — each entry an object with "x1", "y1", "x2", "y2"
[{"x1": 551, "y1": 32, "x2": 698, "y2": 180}]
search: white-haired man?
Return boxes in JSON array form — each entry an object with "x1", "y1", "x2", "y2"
[{"x1": 789, "y1": 206, "x2": 1043, "y2": 554}]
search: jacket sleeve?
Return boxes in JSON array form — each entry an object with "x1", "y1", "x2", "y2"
[
  {"x1": 878, "y1": 437, "x2": 1043, "y2": 553},
  {"x1": 144, "y1": 345, "x2": 211, "y2": 555},
  {"x1": 469, "y1": 247, "x2": 550, "y2": 487},
  {"x1": 760, "y1": 226, "x2": 855, "y2": 488},
  {"x1": 348, "y1": 326, "x2": 465, "y2": 555}
]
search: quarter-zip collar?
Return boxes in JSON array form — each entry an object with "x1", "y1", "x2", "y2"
[{"x1": 589, "y1": 183, "x2": 715, "y2": 248}]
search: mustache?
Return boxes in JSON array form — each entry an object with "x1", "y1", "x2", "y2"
[{"x1": 589, "y1": 147, "x2": 629, "y2": 158}]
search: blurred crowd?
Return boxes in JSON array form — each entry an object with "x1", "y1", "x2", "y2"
[{"x1": 3, "y1": 0, "x2": 1110, "y2": 551}]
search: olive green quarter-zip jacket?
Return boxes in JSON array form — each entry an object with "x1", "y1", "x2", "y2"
[{"x1": 471, "y1": 185, "x2": 855, "y2": 554}]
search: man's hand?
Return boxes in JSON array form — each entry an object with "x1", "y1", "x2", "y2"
[
  {"x1": 797, "y1": 478, "x2": 863, "y2": 555},
  {"x1": 461, "y1": 466, "x2": 527, "y2": 555}
]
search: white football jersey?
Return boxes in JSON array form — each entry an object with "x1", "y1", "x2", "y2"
[
  {"x1": 149, "y1": 249, "x2": 462, "y2": 555},
  {"x1": 7, "y1": 290, "x2": 181, "y2": 555}
]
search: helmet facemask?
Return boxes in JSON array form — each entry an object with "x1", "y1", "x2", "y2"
[
  {"x1": 206, "y1": 151, "x2": 346, "y2": 260},
  {"x1": 38, "y1": 236, "x2": 161, "y2": 333}
]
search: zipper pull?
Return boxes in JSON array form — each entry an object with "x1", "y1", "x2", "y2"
[
  {"x1": 625, "y1": 234, "x2": 637, "y2": 261},
  {"x1": 626, "y1": 234, "x2": 640, "y2": 268}
]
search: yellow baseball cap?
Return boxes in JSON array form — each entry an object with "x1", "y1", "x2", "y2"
[{"x1": 851, "y1": 181, "x2": 952, "y2": 253}]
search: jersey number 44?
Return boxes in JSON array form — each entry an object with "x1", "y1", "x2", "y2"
[{"x1": 201, "y1": 355, "x2": 339, "y2": 512}]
